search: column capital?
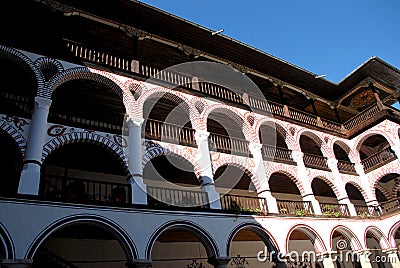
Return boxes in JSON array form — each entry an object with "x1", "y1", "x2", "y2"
[
  {"x1": 208, "y1": 256, "x2": 231, "y2": 267},
  {"x1": 195, "y1": 130, "x2": 210, "y2": 142},
  {"x1": 327, "y1": 158, "x2": 338, "y2": 166},
  {"x1": 291, "y1": 151, "x2": 304, "y2": 162},
  {"x1": 354, "y1": 163, "x2": 366, "y2": 175},
  {"x1": 127, "y1": 116, "x2": 144, "y2": 128},
  {"x1": 34, "y1": 96, "x2": 52, "y2": 109},
  {"x1": 249, "y1": 142, "x2": 263, "y2": 152}
]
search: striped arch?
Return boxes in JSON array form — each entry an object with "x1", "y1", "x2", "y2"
[
  {"x1": 365, "y1": 226, "x2": 391, "y2": 250},
  {"x1": 255, "y1": 118, "x2": 295, "y2": 149},
  {"x1": 391, "y1": 179, "x2": 400, "y2": 199},
  {"x1": 388, "y1": 220, "x2": 400, "y2": 248},
  {"x1": 137, "y1": 87, "x2": 200, "y2": 128},
  {"x1": 0, "y1": 118, "x2": 27, "y2": 156},
  {"x1": 353, "y1": 129, "x2": 395, "y2": 159},
  {"x1": 47, "y1": 67, "x2": 135, "y2": 114},
  {"x1": 26, "y1": 214, "x2": 138, "y2": 261},
  {"x1": 369, "y1": 168, "x2": 400, "y2": 198},
  {"x1": 143, "y1": 142, "x2": 201, "y2": 177},
  {"x1": 344, "y1": 181, "x2": 370, "y2": 203},
  {"x1": 310, "y1": 173, "x2": 342, "y2": 199},
  {"x1": 34, "y1": 57, "x2": 64, "y2": 78},
  {"x1": 146, "y1": 220, "x2": 219, "y2": 259},
  {"x1": 287, "y1": 224, "x2": 327, "y2": 254},
  {"x1": 0, "y1": 222, "x2": 15, "y2": 259},
  {"x1": 42, "y1": 131, "x2": 129, "y2": 173},
  {"x1": 265, "y1": 165, "x2": 305, "y2": 196},
  {"x1": 296, "y1": 129, "x2": 333, "y2": 158},
  {"x1": 202, "y1": 104, "x2": 257, "y2": 142},
  {"x1": 123, "y1": 79, "x2": 146, "y2": 101},
  {"x1": 190, "y1": 97, "x2": 209, "y2": 115},
  {"x1": 226, "y1": 222, "x2": 280, "y2": 256},
  {"x1": 0, "y1": 44, "x2": 45, "y2": 97},
  {"x1": 212, "y1": 155, "x2": 259, "y2": 188},
  {"x1": 331, "y1": 225, "x2": 363, "y2": 251},
  {"x1": 331, "y1": 139, "x2": 358, "y2": 163},
  {"x1": 375, "y1": 184, "x2": 391, "y2": 201}
]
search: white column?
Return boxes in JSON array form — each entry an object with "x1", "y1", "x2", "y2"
[
  {"x1": 358, "y1": 251, "x2": 373, "y2": 268},
  {"x1": 327, "y1": 158, "x2": 357, "y2": 216},
  {"x1": 127, "y1": 116, "x2": 147, "y2": 205},
  {"x1": 292, "y1": 151, "x2": 322, "y2": 215},
  {"x1": 208, "y1": 257, "x2": 231, "y2": 268},
  {"x1": 195, "y1": 130, "x2": 221, "y2": 209},
  {"x1": 18, "y1": 97, "x2": 52, "y2": 195},
  {"x1": 391, "y1": 144, "x2": 400, "y2": 161},
  {"x1": 384, "y1": 248, "x2": 400, "y2": 268},
  {"x1": 249, "y1": 142, "x2": 278, "y2": 213},
  {"x1": 321, "y1": 254, "x2": 336, "y2": 268},
  {"x1": 354, "y1": 163, "x2": 379, "y2": 206}
]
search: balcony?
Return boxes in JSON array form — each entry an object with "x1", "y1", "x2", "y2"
[
  {"x1": 145, "y1": 119, "x2": 197, "y2": 147},
  {"x1": 337, "y1": 160, "x2": 357, "y2": 175},
  {"x1": 209, "y1": 133, "x2": 250, "y2": 157},
  {"x1": 262, "y1": 144, "x2": 296, "y2": 165},
  {"x1": 65, "y1": 40, "x2": 398, "y2": 137},
  {"x1": 361, "y1": 148, "x2": 397, "y2": 173},
  {"x1": 220, "y1": 194, "x2": 268, "y2": 215},
  {"x1": 276, "y1": 200, "x2": 314, "y2": 216},
  {"x1": 319, "y1": 203, "x2": 350, "y2": 218},
  {"x1": 303, "y1": 153, "x2": 330, "y2": 171}
]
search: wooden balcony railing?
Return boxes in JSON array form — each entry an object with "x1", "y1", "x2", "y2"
[
  {"x1": 361, "y1": 148, "x2": 397, "y2": 173},
  {"x1": 343, "y1": 104, "x2": 381, "y2": 131},
  {"x1": 303, "y1": 153, "x2": 330, "y2": 171},
  {"x1": 220, "y1": 194, "x2": 267, "y2": 215},
  {"x1": 247, "y1": 95, "x2": 284, "y2": 116},
  {"x1": 337, "y1": 160, "x2": 357, "y2": 175},
  {"x1": 354, "y1": 205, "x2": 381, "y2": 218},
  {"x1": 197, "y1": 82, "x2": 243, "y2": 105},
  {"x1": 64, "y1": 40, "x2": 395, "y2": 137},
  {"x1": 262, "y1": 144, "x2": 296, "y2": 164},
  {"x1": 49, "y1": 112, "x2": 125, "y2": 134},
  {"x1": 40, "y1": 174, "x2": 131, "y2": 204},
  {"x1": 209, "y1": 133, "x2": 250, "y2": 156},
  {"x1": 147, "y1": 186, "x2": 209, "y2": 209},
  {"x1": 144, "y1": 119, "x2": 197, "y2": 147},
  {"x1": 320, "y1": 203, "x2": 350, "y2": 218},
  {"x1": 380, "y1": 198, "x2": 400, "y2": 215},
  {"x1": 276, "y1": 200, "x2": 314, "y2": 216},
  {"x1": 288, "y1": 108, "x2": 318, "y2": 127}
]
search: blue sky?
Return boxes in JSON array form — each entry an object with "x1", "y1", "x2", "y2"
[{"x1": 139, "y1": 0, "x2": 400, "y2": 84}]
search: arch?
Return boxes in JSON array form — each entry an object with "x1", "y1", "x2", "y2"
[
  {"x1": 297, "y1": 130, "x2": 332, "y2": 158},
  {"x1": 375, "y1": 184, "x2": 391, "y2": 201},
  {"x1": 226, "y1": 222, "x2": 279, "y2": 256},
  {"x1": 311, "y1": 175, "x2": 342, "y2": 200},
  {"x1": 143, "y1": 141, "x2": 201, "y2": 177},
  {"x1": 34, "y1": 57, "x2": 64, "y2": 81},
  {"x1": 0, "y1": 117, "x2": 27, "y2": 156},
  {"x1": 138, "y1": 87, "x2": 200, "y2": 128},
  {"x1": 123, "y1": 79, "x2": 146, "y2": 101},
  {"x1": 332, "y1": 139, "x2": 357, "y2": 163},
  {"x1": 0, "y1": 222, "x2": 15, "y2": 259},
  {"x1": 266, "y1": 167, "x2": 304, "y2": 196},
  {"x1": 388, "y1": 220, "x2": 400, "y2": 248},
  {"x1": 353, "y1": 130, "x2": 395, "y2": 155},
  {"x1": 0, "y1": 44, "x2": 45, "y2": 97},
  {"x1": 146, "y1": 220, "x2": 219, "y2": 259},
  {"x1": 212, "y1": 156, "x2": 258, "y2": 189},
  {"x1": 370, "y1": 168, "x2": 400, "y2": 195},
  {"x1": 203, "y1": 104, "x2": 256, "y2": 142},
  {"x1": 365, "y1": 226, "x2": 391, "y2": 250},
  {"x1": 42, "y1": 130, "x2": 128, "y2": 172},
  {"x1": 331, "y1": 225, "x2": 363, "y2": 251},
  {"x1": 26, "y1": 214, "x2": 137, "y2": 260},
  {"x1": 286, "y1": 224, "x2": 327, "y2": 254},
  {"x1": 48, "y1": 67, "x2": 135, "y2": 114},
  {"x1": 256, "y1": 118, "x2": 295, "y2": 149},
  {"x1": 345, "y1": 182, "x2": 369, "y2": 204}
]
